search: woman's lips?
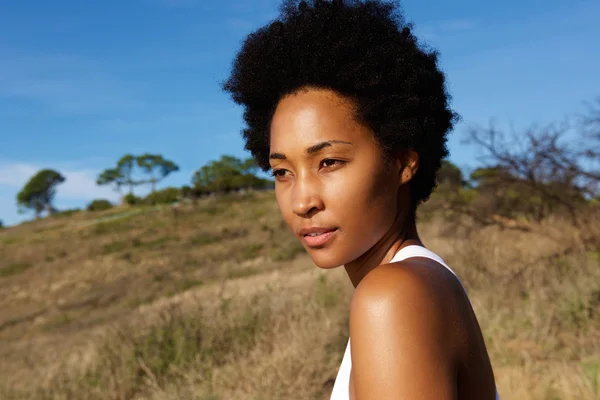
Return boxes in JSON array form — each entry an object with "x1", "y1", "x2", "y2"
[{"x1": 301, "y1": 229, "x2": 338, "y2": 247}]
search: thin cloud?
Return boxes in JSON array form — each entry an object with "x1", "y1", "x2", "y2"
[
  {"x1": 0, "y1": 161, "x2": 122, "y2": 225},
  {"x1": 0, "y1": 163, "x2": 38, "y2": 187},
  {"x1": 0, "y1": 162, "x2": 119, "y2": 201}
]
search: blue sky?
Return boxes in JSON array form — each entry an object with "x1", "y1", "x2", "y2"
[{"x1": 1, "y1": 0, "x2": 599, "y2": 226}]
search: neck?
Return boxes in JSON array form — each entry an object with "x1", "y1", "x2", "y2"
[{"x1": 344, "y1": 206, "x2": 422, "y2": 288}]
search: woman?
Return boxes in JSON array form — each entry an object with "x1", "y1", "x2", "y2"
[{"x1": 224, "y1": 1, "x2": 498, "y2": 398}]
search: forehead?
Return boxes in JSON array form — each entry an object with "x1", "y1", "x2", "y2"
[{"x1": 270, "y1": 88, "x2": 374, "y2": 150}]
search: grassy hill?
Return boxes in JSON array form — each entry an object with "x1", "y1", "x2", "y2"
[{"x1": 1, "y1": 191, "x2": 599, "y2": 399}]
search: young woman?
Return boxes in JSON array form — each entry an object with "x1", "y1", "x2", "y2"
[{"x1": 224, "y1": 1, "x2": 498, "y2": 399}]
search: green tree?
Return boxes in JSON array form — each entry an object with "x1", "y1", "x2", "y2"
[
  {"x1": 181, "y1": 185, "x2": 193, "y2": 199},
  {"x1": 437, "y1": 160, "x2": 465, "y2": 188},
  {"x1": 143, "y1": 187, "x2": 181, "y2": 205},
  {"x1": 123, "y1": 193, "x2": 141, "y2": 206},
  {"x1": 97, "y1": 154, "x2": 147, "y2": 198},
  {"x1": 192, "y1": 155, "x2": 271, "y2": 194},
  {"x1": 241, "y1": 157, "x2": 259, "y2": 175},
  {"x1": 193, "y1": 155, "x2": 242, "y2": 193},
  {"x1": 136, "y1": 154, "x2": 179, "y2": 193},
  {"x1": 17, "y1": 169, "x2": 65, "y2": 218},
  {"x1": 195, "y1": 155, "x2": 240, "y2": 192},
  {"x1": 96, "y1": 168, "x2": 126, "y2": 195},
  {"x1": 469, "y1": 166, "x2": 509, "y2": 188},
  {"x1": 87, "y1": 199, "x2": 113, "y2": 211},
  {"x1": 117, "y1": 154, "x2": 139, "y2": 195}
]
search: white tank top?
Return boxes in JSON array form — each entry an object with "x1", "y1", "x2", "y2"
[{"x1": 329, "y1": 245, "x2": 499, "y2": 400}]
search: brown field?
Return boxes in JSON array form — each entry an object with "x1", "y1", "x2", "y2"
[{"x1": 0, "y1": 191, "x2": 598, "y2": 399}]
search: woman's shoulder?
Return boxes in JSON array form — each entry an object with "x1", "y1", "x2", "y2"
[
  {"x1": 348, "y1": 259, "x2": 469, "y2": 397},
  {"x1": 349, "y1": 257, "x2": 469, "y2": 356},
  {"x1": 352, "y1": 257, "x2": 466, "y2": 314}
]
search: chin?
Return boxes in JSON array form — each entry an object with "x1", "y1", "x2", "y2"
[{"x1": 306, "y1": 249, "x2": 346, "y2": 269}]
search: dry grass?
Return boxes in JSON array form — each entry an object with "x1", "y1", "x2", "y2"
[{"x1": 0, "y1": 191, "x2": 598, "y2": 399}]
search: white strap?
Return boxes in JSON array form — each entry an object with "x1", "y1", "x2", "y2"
[{"x1": 391, "y1": 245, "x2": 465, "y2": 291}]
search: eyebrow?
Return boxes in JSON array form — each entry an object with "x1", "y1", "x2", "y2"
[{"x1": 269, "y1": 140, "x2": 352, "y2": 160}]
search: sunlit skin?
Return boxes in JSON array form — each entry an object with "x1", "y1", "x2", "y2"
[
  {"x1": 269, "y1": 87, "x2": 497, "y2": 399},
  {"x1": 269, "y1": 87, "x2": 421, "y2": 284}
]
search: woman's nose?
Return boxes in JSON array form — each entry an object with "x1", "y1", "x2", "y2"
[{"x1": 291, "y1": 175, "x2": 324, "y2": 217}]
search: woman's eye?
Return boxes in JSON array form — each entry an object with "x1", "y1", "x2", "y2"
[
  {"x1": 271, "y1": 169, "x2": 288, "y2": 178},
  {"x1": 320, "y1": 159, "x2": 343, "y2": 169}
]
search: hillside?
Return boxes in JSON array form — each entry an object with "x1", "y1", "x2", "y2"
[{"x1": 1, "y1": 191, "x2": 599, "y2": 399}]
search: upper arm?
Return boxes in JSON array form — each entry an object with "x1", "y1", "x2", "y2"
[{"x1": 349, "y1": 267, "x2": 458, "y2": 400}]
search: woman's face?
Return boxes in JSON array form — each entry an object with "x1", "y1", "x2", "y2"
[{"x1": 269, "y1": 88, "x2": 404, "y2": 268}]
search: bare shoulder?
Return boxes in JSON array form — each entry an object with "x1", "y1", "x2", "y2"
[
  {"x1": 349, "y1": 259, "x2": 469, "y2": 399},
  {"x1": 351, "y1": 258, "x2": 466, "y2": 329}
]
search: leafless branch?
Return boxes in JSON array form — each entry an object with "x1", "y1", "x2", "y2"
[{"x1": 461, "y1": 99, "x2": 599, "y2": 230}]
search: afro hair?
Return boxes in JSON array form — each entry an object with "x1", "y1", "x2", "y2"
[{"x1": 223, "y1": 0, "x2": 458, "y2": 206}]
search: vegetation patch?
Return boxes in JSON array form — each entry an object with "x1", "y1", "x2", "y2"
[
  {"x1": 188, "y1": 227, "x2": 248, "y2": 247},
  {"x1": 0, "y1": 236, "x2": 21, "y2": 245},
  {"x1": 102, "y1": 241, "x2": 128, "y2": 254},
  {"x1": 87, "y1": 199, "x2": 113, "y2": 212},
  {"x1": 0, "y1": 262, "x2": 32, "y2": 277},
  {"x1": 314, "y1": 273, "x2": 344, "y2": 309},
  {"x1": 187, "y1": 232, "x2": 221, "y2": 246},
  {"x1": 270, "y1": 240, "x2": 305, "y2": 262},
  {"x1": 24, "y1": 299, "x2": 272, "y2": 400},
  {"x1": 228, "y1": 266, "x2": 259, "y2": 279},
  {"x1": 94, "y1": 220, "x2": 134, "y2": 235},
  {"x1": 237, "y1": 243, "x2": 264, "y2": 261}
]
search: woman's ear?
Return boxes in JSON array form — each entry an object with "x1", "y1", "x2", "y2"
[{"x1": 399, "y1": 150, "x2": 419, "y2": 185}]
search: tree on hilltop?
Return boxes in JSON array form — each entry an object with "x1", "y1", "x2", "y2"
[
  {"x1": 97, "y1": 154, "x2": 179, "y2": 197},
  {"x1": 116, "y1": 154, "x2": 139, "y2": 195},
  {"x1": 136, "y1": 154, "x2": 179, "y2": 193},
  {"x1": 97, "y1": 154, "x2": 139, "y2": 196},
  {"x1": 436, "y1": 160, "x2": 466, "y2": 188},
  {"x1": 241, "y1": 157, "x2": 259, "y2": 175},
  {"x1": 192, "y1": 155, "x2": 271, "y2": 194},
  {"x1": 17, "y1": 169, "x2": 65, "y2": 218},
  {"x1": 96, "y1": 168, "x2": 126, "y2": 196}
]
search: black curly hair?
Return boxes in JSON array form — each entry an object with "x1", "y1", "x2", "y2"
[{"x1": 223, "y1": 0, "x2": 458, "y2": 207}]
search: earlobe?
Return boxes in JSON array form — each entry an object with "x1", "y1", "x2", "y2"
[
  {"x1": 399, "y1": 168, "x2": 413, "y2": 185},
  {"x1": 399, "y1": 158, "x2": 418, "y2": 186},
  {"x1": 395, "y1": 150, "x2": 419, "y2": 185}
]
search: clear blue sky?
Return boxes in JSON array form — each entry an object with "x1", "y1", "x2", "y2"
[{"x1": 1, "y1": 0, "x2": 599, "y2": 226}]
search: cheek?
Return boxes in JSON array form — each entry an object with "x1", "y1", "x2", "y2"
[
  {"x1": 330, "y1": 166, "x2": 398, "y2": 235},
  {"x1": 275, "y1": 186, "x2": 295, "y2": 229}
]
